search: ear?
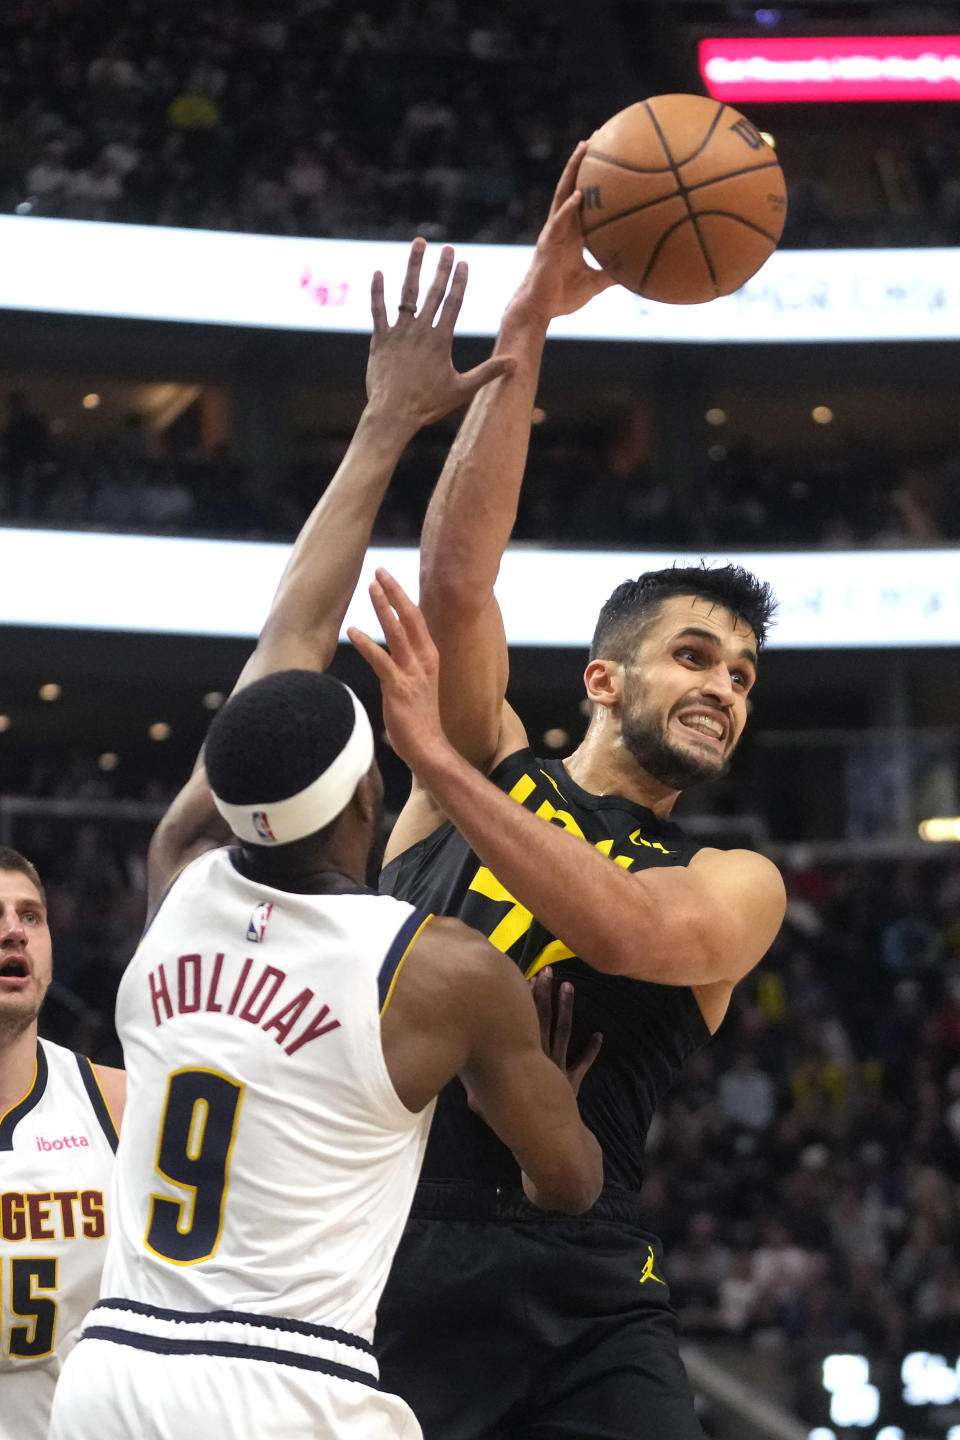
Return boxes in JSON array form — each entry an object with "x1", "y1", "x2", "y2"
[
  {"x1": 352, "y1": 772, "x2": 378, "y2": 825},
  {"x1": 583, "y1": 658, "x2": 625, "y2": 711}
]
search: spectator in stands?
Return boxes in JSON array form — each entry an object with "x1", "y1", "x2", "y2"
[{"x1": 717, "y1": 1050, "x2": 777, "y2": 1133}]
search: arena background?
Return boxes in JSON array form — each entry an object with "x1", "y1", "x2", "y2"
[{"x1": 3, "y1": 2, "x2": 960, "y2": 1435}]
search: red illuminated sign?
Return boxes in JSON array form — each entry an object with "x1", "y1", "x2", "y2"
[{"x1": 699, "y1": 35, "x2": 960, "y2": 102}]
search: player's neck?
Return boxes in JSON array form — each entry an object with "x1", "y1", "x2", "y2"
[
  {"x1": 563, "y1": 732, "x2": 679, "y2": 818},
  {"x1": 235, "y1": 846, "x2": 367, "y2": 895},
  {"x1": 0, "y1": 1021, "x2": 40, "y2": 1116}
]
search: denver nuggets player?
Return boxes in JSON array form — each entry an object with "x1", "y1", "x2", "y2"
[
  {"x1": 0, "y1": 848, "x2": 124, "y2": 1440},
  {"x1": 46, "y1": 241, "x2": 597, "y2": 1439},
  {"x1": 10, "y1": 237, "x2": 499, "y2": 1440},
  {"x1": 48, "y1": 670, "x2": 601, "y2": 1440}
]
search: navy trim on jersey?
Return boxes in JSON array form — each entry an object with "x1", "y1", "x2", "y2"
[
  {"x1": 75, "y1": 1053, "x2": 119, "y2": 1153},
  {"x1": 377, "y1": 908, "x2": 430, "y2": 1011},
  {"x1": 94, "y1": 1297, "x2": 374, "y2": 1354},
  {"x1": 0, "y1": 1040, "x2": 49, "y2": 1150},
  {"x1": 80, "y1": 1327, "x2": 380, "y2": 1387}
]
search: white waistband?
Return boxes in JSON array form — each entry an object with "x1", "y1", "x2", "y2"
[{"x1": 87, "y1": 1299, "x2": 378, "y2": 1380}]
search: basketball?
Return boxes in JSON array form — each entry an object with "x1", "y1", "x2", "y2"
[{"x1": 576, "y1": 93, "x2": 787, "y2": 304}]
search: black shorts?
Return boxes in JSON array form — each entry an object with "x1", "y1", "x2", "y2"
[{"x1": 376, "y1": 1184, "x2": 704, "y2": 1440}]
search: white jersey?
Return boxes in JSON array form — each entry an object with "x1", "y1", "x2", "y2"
[
  {"x1": 0, "y1": 1037, "x2": 117, "y2": 1440},
  {"x1": 96, "y1": 847, "x2": 434, "y2": 1387}
]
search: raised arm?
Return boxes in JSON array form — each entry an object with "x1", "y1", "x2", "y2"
[
  {"x1": 417, "y1": 143, "x2": 615, "y2": 774},
  {"x1": 381, "y1": 917, "x2": 602, "y2": 1214},
  {"x1": 147, "y1": 242, "x2": 513, "y2": 913},
  {"x1": 352, "y1": 573, "x2": 786, "y2": 1002}
]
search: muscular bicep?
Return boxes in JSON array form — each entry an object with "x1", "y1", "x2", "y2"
[
  {"x1": 569, "y1": 846, "x2": 786, "y2": 988},
  {"x1": 683, "y1": 848, "x2": 786, "y2": 981}
]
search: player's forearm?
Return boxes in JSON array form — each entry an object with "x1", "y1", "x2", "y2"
[
  {"x1": 521, "y1": 1123, "x2": 603, "y2": 1214},
  {"x1": 250, "y1": 406, "x2": 417, "y2": 676},
  {"x1": 419, "y1": 303, "x2": 548, "y2": 608},
  {"x1": 417, "y1": 744, "x2": 724, "y2": 983}
]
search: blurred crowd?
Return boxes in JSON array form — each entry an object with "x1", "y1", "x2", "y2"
[
  {"x1": 640, "y1": 854, "x2": 960, "y2": 1365},
  {"x1": 1, "y1": 0, "x2": 959, "y2": 247},
  {"x1": 0, "y1": 0, "x2": 609, "y2": 245},
  {"x1": 5, "y1": 391, "x2": 960, "y2": 551}
]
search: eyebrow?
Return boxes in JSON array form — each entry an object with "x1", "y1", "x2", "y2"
[
  {"x1": 7, "y1": 896, "x2": 46, "y2": 914},
  {"x1": 671, "y1": 627, "x2": 758, "y2": 670}
]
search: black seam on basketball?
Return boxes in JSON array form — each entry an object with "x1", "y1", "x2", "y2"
[
  {"x1": 582, "y1": 189, "x2": 686, "y2": 236},
  {"x1": 642, "y1": 100, "x2": 718, "y2": 291},
  {"x1": 688, "y1": 210, "x2": 781, "y2": 244},
  {"x1": 584, "y1": 147, "x2": 674, "y2": 176},
  {"x1": 581, "y1": 158, "x2": 783, "y2": 237},
  {"x1": 685, "y1": 160, "x2": 782, "y2": 195},
  {"x1": 677, "y1": 99, "x2": 727, "y2": 167},
  {"x1": 636, "y1": 213, "x2": 711, "y2": 295}
]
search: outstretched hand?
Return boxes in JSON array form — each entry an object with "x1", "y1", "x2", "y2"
[
  {"x1": 348, "y1": 567, "x2": 448, "y2": 774},
  {"x1": 513, "y1": 142, "x2": 618, "y2": 323},
  {"x1": 531, "y1": 968, "x2": 602, "y2": 1098},
  {"x1": 367, "y1": 239, "x2": 516, "y2": 430}
]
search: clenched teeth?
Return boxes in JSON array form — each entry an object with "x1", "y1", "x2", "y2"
[{"x1": 679, "y1": 715, "x2": 724, "y2": 740}]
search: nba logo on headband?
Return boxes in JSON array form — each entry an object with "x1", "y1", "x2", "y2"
[{"x1": 252, "y1": 811, "x2": 277, "y2": 843}]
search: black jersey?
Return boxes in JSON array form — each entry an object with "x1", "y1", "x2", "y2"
[{"x1": 380, "y1": 748, "x2": 711, "y2": 1191}]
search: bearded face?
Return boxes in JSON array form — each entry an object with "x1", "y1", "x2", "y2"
[
  {"x1": 620, "y1": 666, "x2": 733, "y2": 790},
  {"x1": 613, "y1": 596, "x2": 757, "y2": 792},
  {"x1": 0, "y1": 870, "x2": 52, "y2": 1040}
]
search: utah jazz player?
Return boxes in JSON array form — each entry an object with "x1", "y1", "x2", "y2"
[{"x1": 362, "y1": 142, "x2": 787, "y2": 1440}]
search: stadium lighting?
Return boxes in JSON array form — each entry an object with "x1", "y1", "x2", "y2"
[
  {"x1": 700, "y1": 35, "x2": 960, "y2": 103},
  {"x1": 918, "y1": 818, "x2": 960, "y2": 842}
]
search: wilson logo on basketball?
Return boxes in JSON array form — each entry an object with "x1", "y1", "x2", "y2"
[{"x1": 728, "y1": 117, "x2": 765, "y2": 149}]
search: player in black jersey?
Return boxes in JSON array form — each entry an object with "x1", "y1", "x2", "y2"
[{"x1": 355, "y1": 147, "x2": 788, "y2": 1440}]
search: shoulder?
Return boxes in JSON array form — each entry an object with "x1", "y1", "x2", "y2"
[
  {"x1": 411, "y1": 914, "x2": 508, "y2": 976},
  {"x1": 409, "y1": 916, "x2": 527, "y2": 1005}
]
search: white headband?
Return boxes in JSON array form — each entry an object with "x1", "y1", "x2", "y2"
[{"x1": 211, "y1": 686, "x2": 375, "y2": 846}]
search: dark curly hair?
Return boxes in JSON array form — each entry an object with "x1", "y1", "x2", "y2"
[
  {"x1": 589, "y1": 563, "x2": 777, "y2": 663},
  {"x1": 204, "y1": 670, "x2": 358, "y2": 805}
]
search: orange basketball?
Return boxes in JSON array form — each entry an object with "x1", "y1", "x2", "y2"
[{"x1": 577, "y1": 94, "x2": 787, "y2": 305}]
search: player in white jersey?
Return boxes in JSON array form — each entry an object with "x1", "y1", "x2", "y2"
[
  {"x1": 10, "y1": 239, "x2": 500, "y2": 1439},
  {"x1": 0, "y1": 848, "x2": 125, "y2": 1440},
  {"x1": 8, "y1": 239, "x2": 502, "y2": 1438},
  {"x1": 49, "y1": 668, "x2": 602, "y2": 1440},
  {"x1": 46, "y1": 241, "x2": 598, "y2": 1438}
]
